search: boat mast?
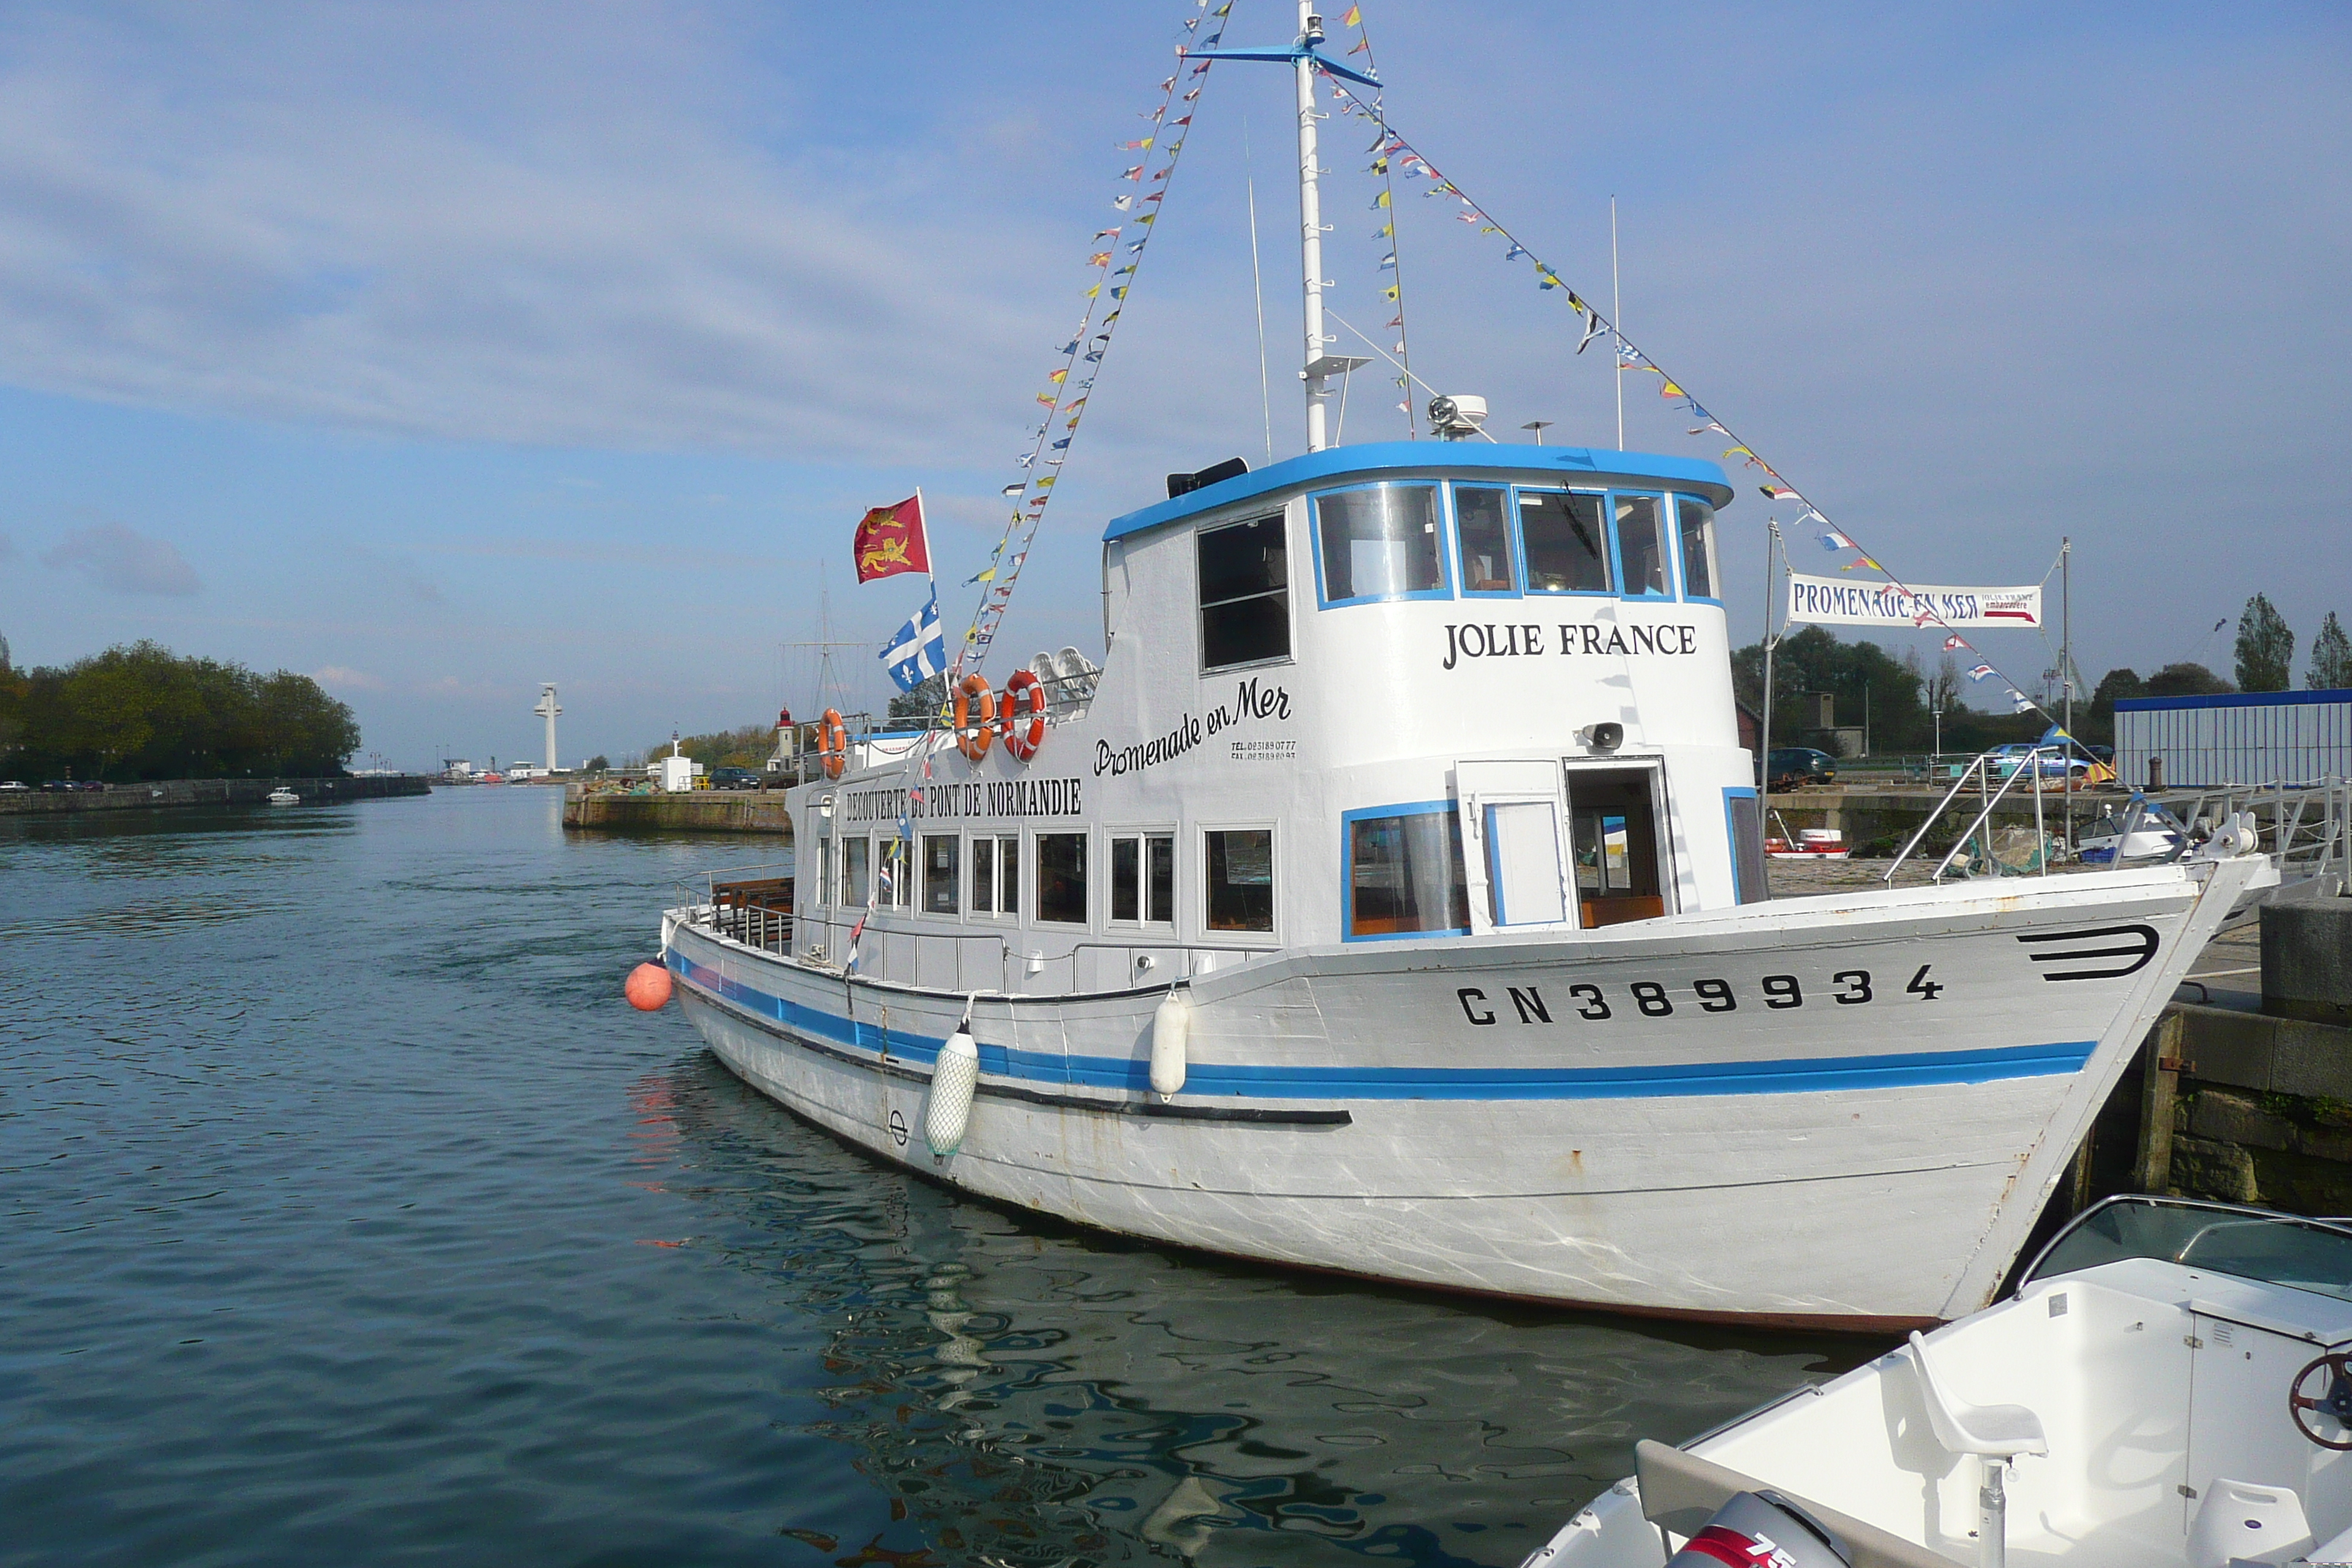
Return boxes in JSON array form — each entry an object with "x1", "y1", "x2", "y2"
[{"x1": 1294, "y1": 1, "x2": 1331, "y2": 452}]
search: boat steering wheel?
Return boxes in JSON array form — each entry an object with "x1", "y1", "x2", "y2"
[{"x1": 2290, "y1": 1352, "x2": 2352, "y2": 1450}]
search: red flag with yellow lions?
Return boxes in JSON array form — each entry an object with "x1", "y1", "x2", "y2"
[{"x1": 853, "y1": 494, "x2": 930, "y2": 583}]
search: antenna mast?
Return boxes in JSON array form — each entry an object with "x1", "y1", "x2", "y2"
[{"x1": 1294, "y1": 1, "x2": 1331, "y2": 451}]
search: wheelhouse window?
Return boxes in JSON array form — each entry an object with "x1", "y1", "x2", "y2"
[
  {"x1": 1205, "y1": 829, "x2": 1274, "y2": 932},
  {"x1": 1676, "y1": 497, "x2": 1719, "y2": 600},
  {"x1": 878, "y1": 837, "x2": 909, "y2": 910},
  {"x1": 1198, "y1": 514, "x2": 1289, "y2": 671},
  {"x1": 1455, "y1": 486, "x2": 1516, "y2": 594},
  {"x1": 921, "y1": 834, "x2": 959, "y2": 915},
  {"x1": 1314, "y1": 483, "x2": 1443, "y2": 605},
  {"x1": 842, "y1": 837, "x2": 871, "y2": 906},
  {"x1": 1613, "y1": 494, "x2": 1669, "y2": 597},
  {"x1": 1518, "y1": 491, "x2": 1611, "y2": 593},
  {"x1": 1036, "y1": 832, "x2": 1088, "y2": 924},
  {"x1": 1112, "y1": 833, "x2": 1175, "y2": 924},
  {"x1": 813, "y1": 835, "x2": 830, "y2": 906},
  {"x1": 1346, "y1": 808, "x2": 1469, "y2": 938}
]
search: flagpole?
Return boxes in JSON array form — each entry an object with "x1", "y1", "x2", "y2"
[{"x1": 1611, "y1": 195, "x2": 1624, "y2": 451}]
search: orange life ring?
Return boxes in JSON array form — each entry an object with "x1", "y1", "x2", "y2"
[
  {"x1": 818, "y1": 709, "x2": 848, "y2": 779},
  {"x1": 954, "y1": 674, "x2": 996, "y2": 764},
  {"x1": 998, "y1": 668, "x2": 1047, "y2": 762}
]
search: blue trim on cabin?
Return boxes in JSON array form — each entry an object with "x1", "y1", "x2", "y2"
[
  {"x1": 2115, "y1": 689, "x2": 2352, "y2": 713},
  {"x1": 669, "y1": 949, "x2": 2095, "y2": 1098},
  {"x1": 1722, "y1": 786, "x2": 1759, "y2": 905},
  {"x1": 1340, "y1": 799, "x2": 1471, "y2": 941},
  {"x1": 1103, "y1": 442, "x2": 1735, "y2": 543}
]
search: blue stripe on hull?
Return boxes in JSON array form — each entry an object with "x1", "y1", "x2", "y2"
[{"x1": 668, "y1": 949, "x2": 2093, "y2": 1101}]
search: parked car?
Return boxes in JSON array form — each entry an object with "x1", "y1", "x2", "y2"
[
  {"x1": 1988, "y1": 742, "x2": 2090, "y2": 783},
  {"x1": 40, "y1": 780, "x2": 74, "y2": 793},
  {"x1": 75, "y1": 780, "x2": 108, "y2": 791},
  {"x1": 0, "y1": 780, "x2": 27, "y2": 792},
  {"x1": 709, "y1": 766, "x2": 761, "y2": 791},
  {"x1": 1764, "y1": 747, "x2": 1838, "y2": 790}
]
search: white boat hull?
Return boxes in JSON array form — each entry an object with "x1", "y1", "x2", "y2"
[{"x1": 665, "y1": 857, "x2": 2266, "y2": 1327}]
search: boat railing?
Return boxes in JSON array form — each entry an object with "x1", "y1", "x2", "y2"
[
  {"x1": 711, "y1": 905, "x2": 1275, "y2": 993},
  {"x1": 1884, "y1": 744, "x2": 2075, "y2": 883}
]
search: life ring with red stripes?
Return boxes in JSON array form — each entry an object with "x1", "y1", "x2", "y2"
[
  {"x1": 998, "y1": 669, "x2": 1048, "y2": 762},
  {"x1": 818, "y1": 709, "x2": 848, "y2": 779}
]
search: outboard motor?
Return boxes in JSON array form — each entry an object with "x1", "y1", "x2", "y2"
[{"x1": 1668, "y1": 1490, "x2": 1852, "y2": 1568}]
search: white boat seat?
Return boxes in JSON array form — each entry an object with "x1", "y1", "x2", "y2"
[
  {"x1": 1906, "y1": 1331, "x2": 2048, "y2": 1458},
  {"x1": 2187, "y1": 1478, "x2": 2312, "y2": 1568}
]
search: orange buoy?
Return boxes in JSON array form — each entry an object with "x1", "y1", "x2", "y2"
[
  {"x1": 625, "y1": 962, "x2": 673, "y2": 1011},
  {"x1": 954, "y1": 674, "x2": 997, "y2": 763}
]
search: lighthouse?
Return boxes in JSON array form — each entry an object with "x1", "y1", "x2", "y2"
[{"x1": 532, "y1": 684, "x2": 562, "y2": 772}]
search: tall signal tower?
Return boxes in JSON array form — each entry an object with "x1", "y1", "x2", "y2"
[{"x1": 533, "y1": 684, "x2": 562, "y2": 772}]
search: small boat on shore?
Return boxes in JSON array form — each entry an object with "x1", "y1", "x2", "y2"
[
  {"x1": 1531, "y1": 1194, "x2": 2352, "y2": 1567},
  {"x1": 1765, "y1": 821, "x2": 1852, "y2": 859}
]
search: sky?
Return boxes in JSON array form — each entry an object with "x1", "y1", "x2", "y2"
[{"x1": 0, "y1": 1, "x2": 2342, "y2": 769}]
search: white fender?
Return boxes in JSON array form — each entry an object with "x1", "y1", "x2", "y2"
[
  {"x1": 1150, "y1": 991, "x2": 1190, "y2": 1097},
  {"x1": 924, "y1": 1028, "x2": 980, "y2": 1156}
]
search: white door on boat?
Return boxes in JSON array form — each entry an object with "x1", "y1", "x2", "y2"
[
  {"x1": 1456, "y1": 760, "x2": 1575, "y2": 931},
  {"x1": 2183, "y1": 1312, "x2": 2343, "y2": 1541}
]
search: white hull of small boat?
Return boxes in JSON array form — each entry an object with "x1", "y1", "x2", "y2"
[
  {"x1": 265, "y1": 788, "x2": 299, "y2": 806},
  {"x1": 666, "y1": 854, "x2": 2268, "y2": 1328},
  {"x1": 1532, "y1": 1195, "x2": 2352, "y2": 1567}
]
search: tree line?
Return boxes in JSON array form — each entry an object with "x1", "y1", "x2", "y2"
[
  {"x1": 1735, "y1": 594, "x2": 2352, "y2": 755},
  {"x1": 0, "y1": 637, "x2": 361, "y2": 782}
]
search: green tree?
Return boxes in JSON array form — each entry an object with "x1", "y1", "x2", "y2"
[
  {"x1": 1731, "y1": 627, "x2": 1931, "y2": 753},
  {"x1": 887, "y1": 674, "x2": 946, "y2": 723},
  {"x1": 2081, "y1": 668, "x2": 2147, "y2": 745},
  {"x1": 2146, "y1": 662, "x2": 2234, "y2": 698},
  {"x1": 2234, "y1": 593, "x2": 2294, "y2": 693},
  {"x1": 3, "y1": 641, "x2": 358, "y2": 780},
  {"x1": 2307, "y1": 612, "x2": 2352, "y2": 691}
]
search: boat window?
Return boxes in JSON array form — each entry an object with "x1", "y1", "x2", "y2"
[
  {"x1": 1518, "y1": 491, "x2": 1611, "y2": 593},
  {"x1": 1314, "y1": 483, "x2": 1444, "y2": 605},
  {"x1": 998, "y1": 834, "x2": 1019, "y2": 915},
  {"x1": 1346, "y1": 808, "x2": 1469, "y2": 938},
  {"x1": 1197, "y1": 513, "x2": 1289, "y2": 671},
  {"x1": 1111, "y1": 833, "x2": 1175, "y2": 924},
  {"x1": 813, "y1": 835, "x2": 829, "y2": 906},
  {"x1": 1454, "y1": 486, "x2": 1517, "y2": 595},
  {"x1": 2027, "y1": 1196, "x2": 2352, "y2": 1304},
  {"x1": 921, "y1": 834, "x2": 959, "y2": 915},
  {"x1": 971, "y1": 835, "x2": 994, "y2": 913},
  {"x1": 843, "y1": 836, "x2": 871, "y2": 906},
  {"x1": 1205, "y1": 829, "x2": 1274, "y2": 932},
  {"x1": 1725, "y1": 791, "x2": 1767, "y2": 904},
  {"x1": 1614, "y1": 494, "x2": 1669, "y2": 596},
  {"x1": 1676, "y1": 497, "x2": 1719, "y2": 600},
  {"x1": 1036, "y1": 832, "x2": 1088, "y2": 924},
  {"x1": 878, "y1": 837, "x2": 909, "y2": 910}
]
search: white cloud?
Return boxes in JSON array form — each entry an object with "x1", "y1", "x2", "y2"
[
  {"x1": 312, "y1": 664, "x2": 386, "y2": 691},
  {"x1": 41, "y1": 519, "x2": 198, "y2": 595},
  {"x1": 0, "y1": 3, "x2": 1051, "y2": 463}
]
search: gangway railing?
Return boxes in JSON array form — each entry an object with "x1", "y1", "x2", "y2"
[{"x1": 1885, "y1": 744, "x2": 2078, "y2": 883}]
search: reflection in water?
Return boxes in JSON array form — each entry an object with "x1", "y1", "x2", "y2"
[{"x1": 642, "y1": 1055, "x2": 1875, "y2": 1568}]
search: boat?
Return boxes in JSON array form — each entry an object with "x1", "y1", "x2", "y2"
[
  {"x1": 1764, "y1": 817, "x2": 1852, "y2": 859},
  {"x1": 1529, "y1": 1194, "x2": 2352, "y2": 1567},
  {"x1": 265, "y1": 787, "x2": 300, "y2": 806},
  {"x1": 652, "y1": 6, "x2": 2274, "y2": 1327}
]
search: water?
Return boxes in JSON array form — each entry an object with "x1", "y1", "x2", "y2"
[{"x1": 0, "y1": 789, "x2": 1873, "y2": 1567}]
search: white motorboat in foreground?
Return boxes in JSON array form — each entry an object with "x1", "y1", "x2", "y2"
[
  {"x1": 654, "y1": 7, "x2": 2274, "y2": 1328},
  {"x1": 1532, "y1": 1195, "x2": 2352, "y2": 1567}
]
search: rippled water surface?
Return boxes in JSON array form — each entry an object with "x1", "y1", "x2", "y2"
[{"x1": 0, "y1": 788, "x2": 1873, "y2": 1567}]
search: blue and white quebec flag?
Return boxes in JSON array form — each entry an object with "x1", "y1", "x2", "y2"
[{"x1": 881, "y1": 589, "x2": 946, "y2": 693}]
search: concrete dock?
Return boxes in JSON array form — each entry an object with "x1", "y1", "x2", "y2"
[
  {"x1": 0, "y1": 774, "x2": 431, "y2": 815},
  {"x1": 562, "y1": 782, "x2": 794, "y2": 836}
]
